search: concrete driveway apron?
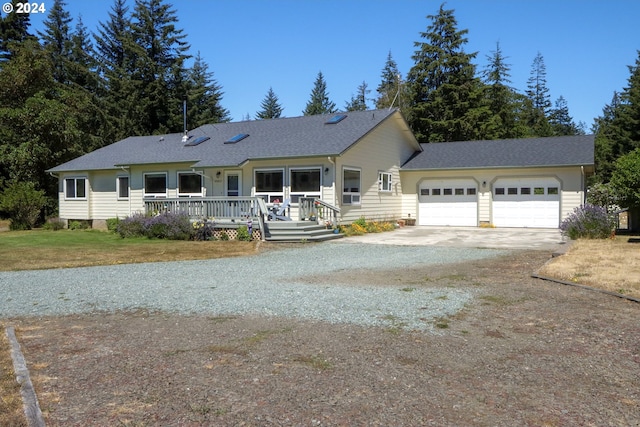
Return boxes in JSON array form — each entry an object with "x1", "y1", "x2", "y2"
[{"x1": 330, "y1": 226, "x2": 568, "y2": 251}]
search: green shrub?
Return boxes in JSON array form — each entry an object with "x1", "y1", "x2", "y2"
[
  {"x1": 106, "y1": 218, "x2": 120, "y2": 232},
  {"x1": 236, "y1": 225, "x2": 251, "y2": 241},
  {"x1": 560, "y1": 204, "x2": 616, "y2": 239},
  {"x1": 192, "y1": 219, "x2": 215, "y2": 241},
  {"x1": 68, "y1": 220, "x2": 89, "y2": 230},
  {"x1": 43, "y1": 218, "x2": 65, "y2": 231},
  {"x1": 352, "y1": 216, "x2": 367, "y2": 227},
  {"x1": 219, "y1": 230, "x2": 230, "y2": 241},
  {"x1": 0, "y1": 181, "x2": 46, "y2": 230}
]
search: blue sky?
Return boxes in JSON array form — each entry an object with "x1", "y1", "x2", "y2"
[{"x1": 19, "y1": 0, "x2": 640, "y2": 128}]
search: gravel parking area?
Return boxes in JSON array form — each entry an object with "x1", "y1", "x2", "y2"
[
  {"x1": 3, "y1": 242, "x2": 639, "y2": 426},
  {"x1": 0, "y1": 243, "x2": 507, "y2": 330}
]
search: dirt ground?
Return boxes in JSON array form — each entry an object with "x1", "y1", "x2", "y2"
[{"x1": 7, "y1": 249, "x2": 640, "y2": 427}]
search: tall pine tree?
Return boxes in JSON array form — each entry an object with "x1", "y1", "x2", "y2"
[
  {"x1": 406, "y1": 4, "x2": 487, "y2": 142},
  {"x1": 38, "y1": 0, "x2": 72, "y2": 84},
  {"x1": 130, "y1": 0, "x2": 191, "y2": 134},
  {"x1": 303, "y1": 71, "x2": 336, "y2": 115},
  {"x1": 344, "y1": 81, "x2": 370, "y2": 111},
  {"x1": 481, "y1": 42, "x2": 526, "y2": 139},
  {"x1": 0, "y1": 0, "x2": 33, "y2": 63},
  {"x1": 375, "y1": 51, "x2": 402, "y2": 109},
  {"x1": 186, "y1": 51, "x2": 230, "y2": 126},
  {"x1": 255, "y1": 87, "x2": 284, "y2": 119},
  {"x1": 525, "y1": 52, "x2": 552, "y2": 136}
]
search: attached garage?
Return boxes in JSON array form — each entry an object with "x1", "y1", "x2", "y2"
[
  {"x1": 418, "y1": 179, "x2": 478, "y2": 226},
  {"x1": 401, "y1": 135, "x2": 595, "y2": 229},
  {"x1": 492, "y1": 177, "x2": 560, "y2": 228}
]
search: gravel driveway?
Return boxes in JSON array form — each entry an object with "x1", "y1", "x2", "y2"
[{"x1": 0, "y1": 243, "x2": 507, "y2": 330}]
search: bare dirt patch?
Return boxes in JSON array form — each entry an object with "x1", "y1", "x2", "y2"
[{"x1": 5, "y1": 250, "x2": 640, "y2": 426}]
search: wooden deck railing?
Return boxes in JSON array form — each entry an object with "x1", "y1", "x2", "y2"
[{"x1": 299, "y1": 197, "x2": 340, "y2": 226}]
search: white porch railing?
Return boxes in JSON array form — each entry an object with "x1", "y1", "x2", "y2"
[{"x1": 299, "y1": 197, "x2": 340, "y2": 226}]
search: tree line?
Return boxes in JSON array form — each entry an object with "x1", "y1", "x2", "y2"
[{"x1": 0, "y1": 0, "x2": 638, "y2": 226}]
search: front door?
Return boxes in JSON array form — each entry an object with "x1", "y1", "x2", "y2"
[{"x1": 225, "y1": 172, "x2": 241, "y2": 197}]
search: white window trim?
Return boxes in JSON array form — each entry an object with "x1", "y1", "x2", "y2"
[
  {"x1": 116, "y1": 175, "x2": 129, "y2": 200},
  {"x1": 177, "y1": 171, "x2": 204, "y2": 197},
  {"x1": 64, "y1": 176, "x2": 87, "y2": 200},
  {"x1": 290, "y1": 167, "x2": 322, "y2": 203},
  {"x1": 254, "y1": 168, "x2": 285, "y2": 203},
  {"x1": 143, "y1": 172, "x2": 168, "y2": 198},
  {"x1": 342, "y1": 167, "x2": 361, "y2": 206},
  {"x1": 378, "y1": 171, "x2": 392, "y2": 192}
]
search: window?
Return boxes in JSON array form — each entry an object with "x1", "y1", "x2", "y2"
[
  {"x1": 495, "y1": 187, "x2": 505, "y2": 195},
  {"x1": 64, "y1": 177, "x2": 86, "y2": 199},
  {"x1": 178, "y1": 172, "x2": 203, "y2": 196},
  {"x1": 144, "y1": 173, "x2": 167, "y2": 196},
  {"x1": 291, "y1": 169, "x2": 321, "y2": 193},
  {"x1": 455, "y1": 188, "x2": 464, "y2": 196},
  {"x1": 520, "y1": 187, "x2": 531, "y2": 195},
  {"x1": 255, "y1": 169, "x2": 284, "y2": 203},
  {"x1": 184, "y1": 136, "x2": 210, "y2": 147},
  {"x1": 326, "y1": 114, "x2": 347, "y2": 124},
  {"x1": 467, "y1": 188, "x2": 476, "y2": 196},
  {"x1": 378, "y1": 172, "x2": 392, "y2": 192},
  {"x1": 432, "y1": 188, "x2": 441, "y2": 196},
  {"x1": 224, "y1": 133, "x2": 249, "y2": 144},
  {"x1": 548, "y1": 187, "x2": 559, "y2": 195},
  {"x1": 342, "y1": 168, "x2": 361, "y2": 205},
  {"x1": 443, "y1": 188, "x2": 453, "y2": 195},
  {"x1": 421, "y1": 188, "x2": 430, "y2": 196},
  {"x1": 534, "y1": 187, "x2": 545, "y2": 195},
  {"x1": 117, "y1": 176, "x2": 129, "y2": 199},
  {"x1": 508, "y1": 187, "x2": 518, "y2": 195}
]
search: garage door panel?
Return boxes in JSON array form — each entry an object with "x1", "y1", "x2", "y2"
[
  {"x1": 418, "y1": 179, "x2": 478, "y2": 226},
  {"x1": 492, "y1": 178, "x2": 559, "y2": 228}
]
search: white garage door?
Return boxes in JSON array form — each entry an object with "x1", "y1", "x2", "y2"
[
  {"x1": 418, "y1": 179, "x2": 478, "y2": 226},
  {"x1": 492, "y1": 178, "x2": 560, "y2": 228}
]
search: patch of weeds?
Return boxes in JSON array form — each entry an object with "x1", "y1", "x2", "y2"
[
  {"x1": 400, "y1": 287, "x2": 416, "y2": 292},
  {"x1": 479, "y1": 295, "x2": 509, "y2": 305},
  {"x1": 207, "y1": 315, "x2": 235, "y2": 324},
  {"x1": 435, "y1": 295, "x2": 448, "y2": 300},
  {"x1": 381, "y1": 314, "x2": 408, "y2": 334},
  {"x1": 205, "y1": 345, "x2": 248, "y2": 356},
  {"x1": 439, "y1": 273, "x2": 467, "y2": 282},
  {"x1": 293, "y1": 354, "x2": 333, "y2": 370},
  {"x1": 434, "y1": 317, "x2": 450, "y2": 329}
]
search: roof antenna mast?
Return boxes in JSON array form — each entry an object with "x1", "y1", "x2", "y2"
[
  {"x1": 182, "y1": 95, "x2": 189, "y2": 143},
  {"x1": 389, "y1": 73, "x2": 402, "y2": 111}
]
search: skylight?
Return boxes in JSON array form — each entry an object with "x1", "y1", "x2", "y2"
[
  {"x1": 224, "y1": 133, "x2": 249, "y2": 144},
  {"x1": 184, "y1": 136, "x2": 210, "y2": 147},
  {"x1": 325, "y1": 114, "x2": 347, "y2": 124}
]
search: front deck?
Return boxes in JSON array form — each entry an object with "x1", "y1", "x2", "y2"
[{"x1": 144, "y1": 196, "x2": 341, "y2": 242}]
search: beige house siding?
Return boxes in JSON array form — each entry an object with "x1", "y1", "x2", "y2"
[
  {"x1": 57, "y1": 172, "x2": 90, "y2": 220},
  {"x1": 400, "y1": 166, "x2": 586, "y2": 227},
  {"x1": 337, "y1": 116, "x2": 418, "y2": 223}
]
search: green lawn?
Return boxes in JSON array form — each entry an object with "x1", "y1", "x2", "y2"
[{"x1": 0, "y1": 229, "x2": 259, "y2": 271}]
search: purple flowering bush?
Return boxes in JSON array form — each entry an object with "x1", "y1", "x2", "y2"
[
  {"x1": 559, "y1": 204, "x2": 616, "y2": 240},
  {"x1": 116, "y1": 212, "x2": 193, "y2": 240}
]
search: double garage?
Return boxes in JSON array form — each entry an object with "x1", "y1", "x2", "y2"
[{"x1": 417, "y1": 177, "x2": 561, "y2": 228}]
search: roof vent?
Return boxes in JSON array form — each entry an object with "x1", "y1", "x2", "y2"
[
  {"x1": 184, "y1": 136, "x2": 210, "y2": 147},
  {"x1": 224, "y1": 133, "x2": 249, "y2": 144},
  {"x1": 326, "y1": 114, "x2": 347, "y2": 124}
]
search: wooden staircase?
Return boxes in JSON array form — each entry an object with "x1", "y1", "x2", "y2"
[{"x1": 264, "y1": 221, "x2": 343, "y2": 242}]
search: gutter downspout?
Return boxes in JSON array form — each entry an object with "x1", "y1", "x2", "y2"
[{"x1": 581, "y1": 166, "x2": 585, "y2": 205}]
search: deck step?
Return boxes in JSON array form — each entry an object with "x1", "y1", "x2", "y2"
[{"x1": 264, "y1": 221, "x2": 343, "y2": 242}]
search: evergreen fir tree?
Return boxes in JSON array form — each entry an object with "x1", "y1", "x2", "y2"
[
  {"x1": 375, "y1": 51, "x2": 402, "y2": 109},
  {"x1": 186, "y1": 51, "x2": 230, "y2": 126},
  {"x1": 0, "y1": 0, "x2": 33, "y2": 63},
  {"x1": 130, "y1": 0, "x2": 191, "y2": 134},
  {"x1": 406, "y1": 4, "x2": 487, "y2": 142},
  {"x1": 593, "y1": 92, "x2": 623, "y2": 182},
  {"x1": 344, "y1": 81, "x2": 370, "y2": 111},
  {"x1": 525, "y1": 52, "x2": 553, "y2": 136},
  {"x1": 303, "y1": 71, "x2": 336, "y2": 115},
  {"x1": 481, "y1": 42, "x2": 526, "y2": 139},
  {"x1": 549, "y1": 95, "x2": 581, "y2": 136},
  {"x1": 38, "y1": 0, "x2": 72, "y2": 84},
  {"x1": 256, "y1": 87, "x2": 284, "y2": 119}
]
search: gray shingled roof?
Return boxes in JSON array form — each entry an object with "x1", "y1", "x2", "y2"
[
  {"x1": 401, "y1": 135, "x2": 595, "y2": 170},
  {"x1": 48, "y1": 109, "x2": 403, "y2": 172}
]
